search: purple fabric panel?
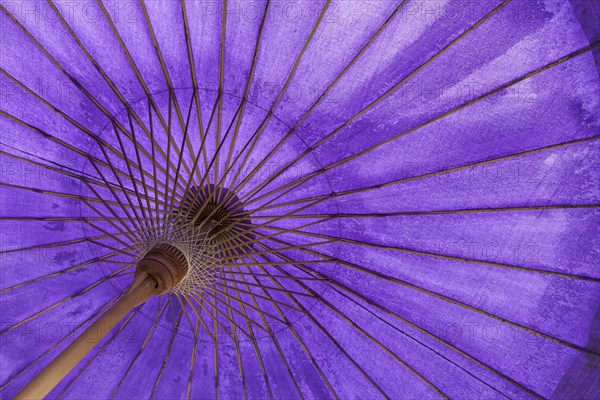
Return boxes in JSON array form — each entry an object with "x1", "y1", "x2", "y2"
[
  {"x1": 221, "y1": 1, "x2": 266, "y2": 97},
  {"x1": 142, "y1": 1, "x2": 193, "y2": 91},
  {"x1": 0, "y1": 242, "x2": 131, "y2": 291},
  {"x1": 247, "y1": 0, "x2": 327, "y2": 111},
  {"x1": 276, "y1": 0, "x2": 399, "y2": 126},
  {"x1": 293, "y1": 259, "x2": 581, "y2": 398},
  {"x1": 184, "y1": 0, "x2": 223, "y2": 91},
  {"x1": 255, "y1": 0, "x2": 596, "y2": 198},
  {"x1": 300, "y1": 208, "x2": 600, "y2": 277},
  {"x1": 287, "y1": 309, "x2": 388, "y2": 400},
  {"x1": 303, "y1": 139, "x2": 600, "y2": 219},
  {"x1": 309, "y1": 239, "x2": 600, "y2": 346},
  {"x1": 291, "y1": 0, "x2": 505, "y2": 146},
  {"x1": 292, "y1": 287, "x2": 443, "y2": 399},
  {"x1": 324, "y1": 286, "x2": 537, "y2": 399},
  {"x1": 317, "y1": 56, "x2": 600, "y2": 194}
]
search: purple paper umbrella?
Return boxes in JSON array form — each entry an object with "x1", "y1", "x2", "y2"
[{"x1": 1, "y1": 0, "x2": 599, "y2": 398}]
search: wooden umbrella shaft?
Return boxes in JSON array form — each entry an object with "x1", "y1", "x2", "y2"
[
  {"x1": 15, "y1": 273, "x2": 158, "y2": 399},
  {"x1": 14, "y1": 242, "x2": 188, "y2": 398}
]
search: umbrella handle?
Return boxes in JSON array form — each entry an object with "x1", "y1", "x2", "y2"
[
  {"x1": 15, "y1": 245, "x2": 188, "y2": 399},
  {"x1": 14, "y1": 273, "x2": 157, "y2": 400}
]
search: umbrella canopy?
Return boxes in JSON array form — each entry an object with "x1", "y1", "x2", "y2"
[{"x1": 1, "y1": 0, "x2": 599, "y2": 398}]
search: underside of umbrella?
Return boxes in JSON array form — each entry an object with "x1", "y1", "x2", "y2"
[{"x1": 1, "y1": 0, "x2": 599, "y2": 399}]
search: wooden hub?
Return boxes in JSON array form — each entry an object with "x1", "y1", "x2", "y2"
[
  {"x1": 136, "y1": 243, "x2": 188, "y2": 295},
  {"x1": 179, "y1": 184, "x2": 255, "y2": 254}
]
